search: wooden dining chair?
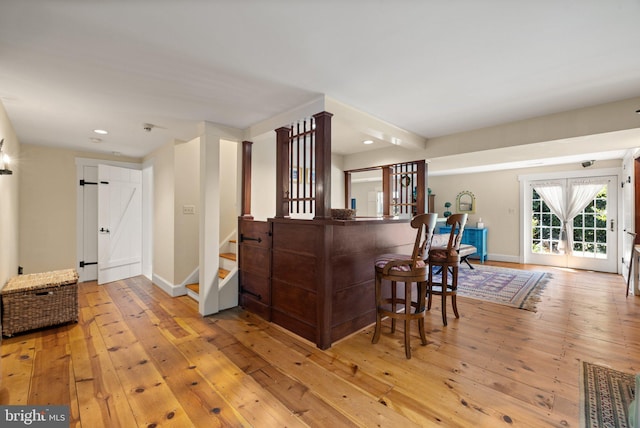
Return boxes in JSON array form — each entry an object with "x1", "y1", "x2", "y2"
[
  {"x1": 372, "y1": 213, "x2": 438, "y2": 359},
  {"x1": 427, "y1": 213, "x2": 468, "y2": 326}
]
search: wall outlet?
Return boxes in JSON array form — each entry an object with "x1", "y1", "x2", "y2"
[{"x1": 183, "y1": 205, "x2": 196, "y2": 215}]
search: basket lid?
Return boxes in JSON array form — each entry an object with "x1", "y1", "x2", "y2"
[{"x1": 2, "y1": 269, "x2": 79, "y2": 294}]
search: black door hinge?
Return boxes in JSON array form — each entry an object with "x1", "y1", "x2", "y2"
[{"x1": 79, "y1": 261, "x2": 98, "y2": 268}]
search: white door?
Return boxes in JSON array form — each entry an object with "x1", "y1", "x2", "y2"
[
  {"x1": 98, "y1": 165, "x2": 142, "y2": 284},
  {"x1": 526, "y1": 175, "x2": 618, "y2": 273}
]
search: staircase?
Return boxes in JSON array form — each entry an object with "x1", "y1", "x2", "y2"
[{"x1": 185, "y1": 238, "x2": 238, "y2": 307}]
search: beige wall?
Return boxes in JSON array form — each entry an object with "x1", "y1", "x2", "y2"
[
  {"x1": 147, "y1": 140, "x2": 176, "y2": 284},
  {"x1": 219, "y1": 139, "x2": 237, "y2": 241},
  {"x1": 0, "y1": 102, "x2": 19, "y2": 287},
  {"x1": 174, "y1": 138, "x2": 200, "y2": 283},
  {"x1": 18, "y1": 144, "x2": 140, "y2": 275},
  {"x1": 250, "y1": 134, "x2": 277, "y2": 221}
]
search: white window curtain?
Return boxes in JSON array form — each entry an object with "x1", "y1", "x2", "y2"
[{"x1": 533, "y1": 178, "x2": 608, "y2": 254}]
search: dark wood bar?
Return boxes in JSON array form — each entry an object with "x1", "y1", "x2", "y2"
[
  {"x1": 239, "y1": 216, "x2": 415, "y2": 349},
  {"x1": 238, "y1": 109, "x2": 427, "y2": 349}
]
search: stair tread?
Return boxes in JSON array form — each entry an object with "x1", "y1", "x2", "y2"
[
  {"x1": 220, "y1": 252, "x2": 236, "y2": 261},
  {"x1": 186, "y1": 283, "x2": 199, "y2": 294},
  {"x1": 218, "y1": 268, "x2": 230, "y2": 279}
]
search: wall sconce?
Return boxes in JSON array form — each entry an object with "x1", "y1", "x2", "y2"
[{"x1": 0, "y1": 139, "x2": 13, "y2": 175}]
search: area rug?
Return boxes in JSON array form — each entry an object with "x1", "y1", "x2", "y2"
[
  {"x1": 432, "y1": 264, "x2": 549, "y2": 311},
  {"x1": 580, "y1": 361, "x2": 635, "y2": 428}
]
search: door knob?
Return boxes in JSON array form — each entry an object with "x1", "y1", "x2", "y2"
[{"x1": 99, "y1": 227, "x2": 110, "y2": 233}]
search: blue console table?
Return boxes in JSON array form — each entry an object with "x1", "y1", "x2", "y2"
[{"x1": 438, "y1": 226, "x2": 488, "y2": 262}]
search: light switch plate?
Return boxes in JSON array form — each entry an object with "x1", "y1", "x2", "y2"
[{"x1": 183, "y1": 205, "x2": 196, "y2": 215}]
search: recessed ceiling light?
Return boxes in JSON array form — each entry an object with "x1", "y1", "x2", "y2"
[
  {"x1": 89, "y1": 137, "x2": 102, "y2": 144},
  {"x1": 363, "y1": 140, "x2": 374, "y2": 145},
  {"x1": 93, "y1": 129, "x2": 108, "y2": 135}
]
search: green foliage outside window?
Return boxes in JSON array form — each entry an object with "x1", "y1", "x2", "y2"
[{"x1": 531, "y1": 186, "x2": 607, "y2": 256}]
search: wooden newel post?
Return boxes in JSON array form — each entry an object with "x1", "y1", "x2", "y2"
[
  {"x1": 344, "y1": 171, "x2": 352, "y2": 209},
  {"x1": 275, "y1": 126, "x2": 291, "y2": 218},
  {"x1": 241, "y1": 140, "x2": 253, "y2": 219},
  {"x1": 416, "y1": 160, "x2": 426, "y2": 215},
  {"x1": 313, "y1": 111, "x2": 333, "y2": 219},
  {"x1": 382, "y1": 166, "x2": 391, "y2": 216}
]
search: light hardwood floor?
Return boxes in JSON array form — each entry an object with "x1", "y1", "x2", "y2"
[{"x1": 1, "y1": 261, "x2": 639, "y2": 427}]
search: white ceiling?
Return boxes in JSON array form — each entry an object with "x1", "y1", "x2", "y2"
[{"x1": 1, "y1": 1, "x2": 640, "y2": 164}]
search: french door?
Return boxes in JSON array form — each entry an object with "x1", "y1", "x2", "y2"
[{"x1": 525, "y1": 175, "x2": 618, "y2": 273}]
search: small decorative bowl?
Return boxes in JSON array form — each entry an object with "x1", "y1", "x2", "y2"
[{"x1": 331, "y1": 208, "x2": 356, "y2": 220}]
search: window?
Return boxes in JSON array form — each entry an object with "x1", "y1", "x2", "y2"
[{"x1": 531, "y1": 184, "x2": 608, "y2": 259}]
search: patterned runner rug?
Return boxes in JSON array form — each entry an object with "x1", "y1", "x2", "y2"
[
  {"x1": 581, "y1": 361, "x2": 635, "y2": 428},
  {"x1": 432, "y1": 264, "x2": 549, "y2": 311}
]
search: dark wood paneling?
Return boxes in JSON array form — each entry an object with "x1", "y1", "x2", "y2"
[
  {"x1": 331, "y1": 224, "x2": 377, "y2": 254},
  {"x1": 331, "y1": 280, "x2": 375, "y2": 327},
  {"x1": 239, "y1": 246, "x2": 270, "y2": 278},
  {"x1": 272, "y1": 222, "x2": 321, "y2": 255},
  {"x1": 239, "y1": 220, "x2": 272, "y2": 246},
  {"x1": 271, "y1": 310, "x2": 316, "y2": 343},
  {"x1": 272, "y1": 251, "x2": 318, "y2": 292},
  {"x1": 374, "y1": 222, "x2": 415, "y2": 251},
  {"x1": 331, "y1": 253, "x2": 373, "y2": 291},
  {"x1": 244, "y1": 217, "x2": 417, "y2": 349},
  {"x1": 239, "y1": 271, "x2": 270, "y2": 305},
  {"x1": 330, "y1": 311, "x2": 376, "y2": 343},
  {"x1": 238, "y1": 219, "x2": 272, "y2": 320},
  {"x1": 240, "y1": 295, "x2": 270, "y2": 320},
  {"x1": 272, "y1": 280, "x2": 317, "y2": 324}
]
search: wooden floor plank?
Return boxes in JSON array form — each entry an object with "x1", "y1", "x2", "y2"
[
  {"x1": 0, "y1": 334, "x2": 37, "y2": 405},
  {"x1": 105, "y1": 280, "x2": 249, "y2": 427},
  {"x1": 68, "y1": 304, "x2": 143, "y2": 428},
  {"x1": 2, "y1": 261, "x2": 640, "y2": 427},
  {"x1": 84, "y1": 283, "x2": 195, "y2": 427}
]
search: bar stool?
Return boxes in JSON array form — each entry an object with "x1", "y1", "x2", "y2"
[
  {"x1": 372, "y1": 213, "x2": 438, "y2": 359},
  {"x1": 427, "y1": 213, "x2": 468, "y2": 326}
]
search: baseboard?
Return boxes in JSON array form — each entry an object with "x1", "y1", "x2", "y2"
[
  {"x1": 152, "y1": 273, "x2": 187, "y2": 297},
  {"x1": 484, "y1": 253, "x2": 520, "y2": 264}
]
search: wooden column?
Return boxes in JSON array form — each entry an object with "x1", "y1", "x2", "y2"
[
  {"x1": 275, "y1": 126, "x2": 291, "y2": 218},
  {"x1": 382, "y1": 166, "x2": 391, "y2": 216},
  {"x1": 313, "y1": 111, "x2": 333, "y2": 219},
  {"x1": 344, "y1": 171, "x2": 352, "y2": 209},
  {"x1": 416, "y1": 160, "x2": 426, "y2": 215},
  {"x1": 241, "y1": 140, "x2": 253, "y2": 219}
]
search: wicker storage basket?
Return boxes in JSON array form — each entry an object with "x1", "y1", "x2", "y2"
[{"x1": 2, "y1": 269, "x2": 79, "y2": 336}]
